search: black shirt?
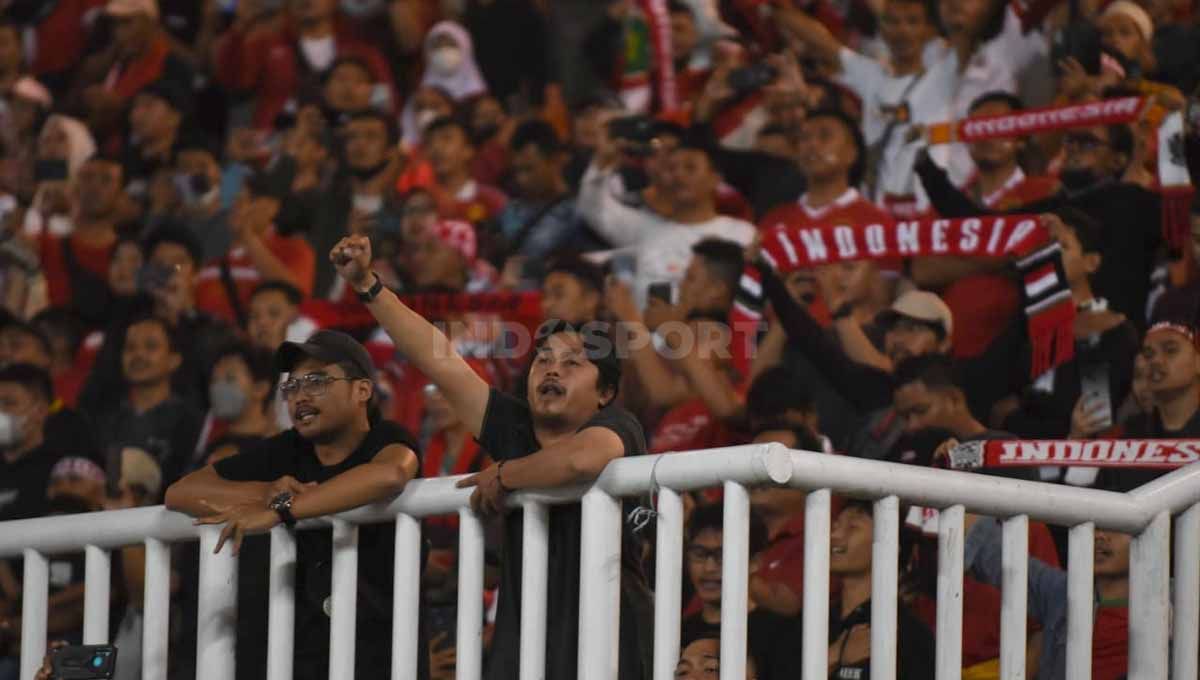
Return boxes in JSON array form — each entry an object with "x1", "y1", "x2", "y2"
[
  {"x1": 93, "y1": 395, "x2": 204, "y2": 488},
  {"x1": 477, "y1": 388, "x2": 652, "y2": 680},
  {"x1": 681, "y1": 610, "x2": 802, "y2": 680},
  {"x1": 0, "y1": 444, "x2": 63, "y2": 522},
  {"x1": 1106, "y1": 408, "x2": 1200, "y2": 492},
  {"x1": 828, "y1": 600, "x2": 935, "y2": 680},
  {"x1": 212, "y1": 420, "x2": 420, "y2": 680}
]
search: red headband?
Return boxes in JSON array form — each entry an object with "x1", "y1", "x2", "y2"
[{"x1": 1146, "y1": 322, "x2": 1198, "y2": 347}]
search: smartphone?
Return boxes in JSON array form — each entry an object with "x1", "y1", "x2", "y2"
[
  {"x1": 1079, "y1": 362, "x2": 1113, "y2": 431},
  {"x1": 50, "y1": 645, "x2": 118, "y2": 680},
  {"x1": 647, "y1": 282, "x2": 673, "y2": 305},
  {"x1": 609, "y1": 253, "x2": 637, "y2": 285},
  {"x1": 34, "y1": 158, "x2": 69, "y2": 183}
]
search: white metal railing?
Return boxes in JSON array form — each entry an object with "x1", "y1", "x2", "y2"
[{"x1": 1, "y1": 444, "x2": 1198, "y2": 680}]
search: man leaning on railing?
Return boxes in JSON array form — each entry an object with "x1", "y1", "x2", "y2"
[
  {"x1": 329, "y1": 234, "x2": 654, "y2": 679},
  {"x1": 163, "y1": 329, "x2": 420, "y2": 680}
]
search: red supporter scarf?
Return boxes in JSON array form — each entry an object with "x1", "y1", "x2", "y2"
[
  {"x1": 946, "y1": 439, "x2": 1200, "y2": 470},
  {"x1": 637, "y1": 0, "x2": 678, "y2": 112},
  {"x1": 925, "y1": 97, "x2": 1194, "y2": 252},
  {"x1": 756, "y1": 214, "x2": 1075, "y2": 377}
]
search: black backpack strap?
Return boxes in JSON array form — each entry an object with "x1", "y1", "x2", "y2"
[{"x1": 218, "y1": 257, "x2": 248, "y2": 329}]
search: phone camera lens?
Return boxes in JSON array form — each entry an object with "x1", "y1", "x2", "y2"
[{"x1": 92, "y1": 655, "x2": 104, "y2": 668}]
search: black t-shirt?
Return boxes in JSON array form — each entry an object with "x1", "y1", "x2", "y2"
[
  {"x1": 477, "y1": 388, "x2": 652, "y2": 680},
  {"x1": 1105, "y1": 408, "x2": 1200, "y2": 491},
  {"x1": 681, "y1": 610, "x2": 802, "y2": 680},
  {"x1": 212, "y1": 420, "x2": 419, "y2": 680},
  {"x1": 0, "y1": 445, "x2": 63, "y2": 522},
  {"x1": 93, "y1": 396, "x2": 205, "y2": 488},
  {"x1": 828, "y1": 600, "x2": 935, "y2": 680}
]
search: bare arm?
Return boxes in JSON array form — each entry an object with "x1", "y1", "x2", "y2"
[
  {"x1": 773, "y1": 4, "x2": 843, "y2": 62},
  {"x1": 473, "y1": 426, "x2": 626, "y2": 494},
  {"x1": 750, "y1": 575, "x2": 802, "y2": 617},
  {"x1": 605, "y1": 281, "x2": 690, "y2": 410},
  {"x1": 289, "y1": 445, "x2": 418, "y2": 520},
  {"x1": 331, "y1": 235, "x2": 491, "y2": 436},
  {"x1": 832, "y1": 317, "x2": 893, "y2": 373},
  {"x1": 239, "y1": 231, "x2": 308, "y2": 292},
  {"x1": 675, "y1": 330, "x2": 745, "y2": 422},
  {"x1": 748, "y1": 322, "x2": 786, "y2": 385},
  {"x1": 164, "y1": 465, "x2": 275, "y2": 517}
]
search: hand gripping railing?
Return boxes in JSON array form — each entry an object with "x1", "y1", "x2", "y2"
[{"x1": 1, "y1": 444, "x2": 1198, "y2": 680}]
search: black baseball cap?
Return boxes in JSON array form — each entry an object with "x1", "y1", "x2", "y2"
[{"x1": 275, "y1": 330, "x2": 375, "y2": 379}]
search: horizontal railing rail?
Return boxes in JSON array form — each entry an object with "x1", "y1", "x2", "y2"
[{"x1": 2, "y1": 444, "x2": 1198, "y2": 680}]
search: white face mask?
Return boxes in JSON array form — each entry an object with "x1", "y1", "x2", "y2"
[
  {"x1": 209, "y1": 381, "x2": 249, "y2": 421},
  {"x1": 429, "y1": 46, "x2": 464, "y2": 76},
  {"x1": 0, "y1": 411, "x2": 26, "y2": 449}
]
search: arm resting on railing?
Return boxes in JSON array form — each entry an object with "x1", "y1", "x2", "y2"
[
  {"x1": 164, "y1": 466, "x2": 275, "y2": 517},
  {"x1": 289, "y1": 445, "x2": 418, "y2": 520},
  {"x1": 495, "y1": 427, "x2": 625, "y2": 489}
]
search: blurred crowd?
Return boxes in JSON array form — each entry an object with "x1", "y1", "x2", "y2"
[{"x1": 0, "y1": 0, "x2": 1198, "y2": 678}]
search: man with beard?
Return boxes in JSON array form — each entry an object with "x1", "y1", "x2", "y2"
[
  {"x1": 165, "y1": 329, "x2": 420, "y2": 680},
  {"x1": 328, "y1": 234, "x2": 653, "y2": 680}
]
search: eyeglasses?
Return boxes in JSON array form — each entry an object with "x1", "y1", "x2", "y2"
[
  {"x1": 279, "y1": 373, "x2": 356, "y2": 399},
  {"x1": 686, "y1": 546, "x2": 723, "y2": 565},
  {"x1": 1063, "y1": 133, "x2": 1108, "y2": 151}
]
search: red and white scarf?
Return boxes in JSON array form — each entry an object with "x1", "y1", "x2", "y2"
[{"x1": 946, "y1": 438, "x2": 1200, "y2": 470}]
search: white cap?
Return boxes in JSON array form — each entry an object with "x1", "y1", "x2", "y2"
[{"x1": 1101, "y1": 0, "x2": 1153, "y2": 42}]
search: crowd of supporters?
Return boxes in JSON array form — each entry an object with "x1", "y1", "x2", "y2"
[{"x1": 0, "y1": 0, "x2": 1198, "y2": 678}]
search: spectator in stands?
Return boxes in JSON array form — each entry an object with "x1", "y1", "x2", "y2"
[
  {"x1": 123, "y1": 78, "x2": 190, "y2": 195},
  {"x1": 45, "y1": 456, "x2": 107, "y2": 514},
  {"x1": 0, "y1": 364, "x2": 62, "y2": 522},
  {"x1": 90, "y1": 315, "x2": 203, "y2": 487},
  {"x1": 248, "y1": 281, "x2": 311, "y2": 354},
  {"x1": 22, "y1": 115, "x2": 97, "y2": 239},
  {"x1": 494, "y1": 120, "x2": 590, "y2": 275},
  {"x1": 1098, "y1": 1, "x2": 1156, "y2": 77},
  {"x1": 165, "y1": 330, "x2": 420, "y2": 680},
  {"x1": 194, "y1": 173, "x2": 316, "y2": 326},
  {"x1": 407, "y1": 218, "x2": 494, "y2": 293},
  {"x1": 321, "y1": 56, "x2": 380, "y2": 124},
  {"x1": 0, "y1": 75, "x2": 52, "y2": 203},
  {"x1": 582, "y1": 139, "x2": 756, "y2": 306},
  {"x1": 828, "y1": 499, "x2": 934, "y2": 678},
  {"x1": 399, "y1": 22, "x2": 487, "y2": 145},
  {"x1": 423, "y1": 116, "x2": 508, "y2": 227},
  {"x1": 35, "y1": 156, "x2": 123, "y2": 324},
  {"x1": 213, "y1": 0, "x2": 395, "y2": 129},
  {"x1": 540, "y1": 256, "x2": 605, "y2": 326},
  {"x1": 675, "y1": 635, "x2": 758, "y2": 680},
  {"x1": 681, "y1": 502, "x2": 798, "y2": 680},
  {"x1": 330, "y1": 234, "x2": 653, "y2": 679},
  {"x1": 75, "y1": 0, "x2": 193, "y2": 140},
  {"x1": 161, "y1": 139, "x2": 229, "y2": 262},
  {"x1": 893, "y1": 354, "x2": 1015, "y2": 450},
  {"x1": 203, "y1": 343, "x2": 279, "y2": 463},
  {"x1": 965, "y1": 515, "x2": 1131, "y2": 680},
  {"x1": 311, "y1": 110, "x2": 402, "y2": 300}
]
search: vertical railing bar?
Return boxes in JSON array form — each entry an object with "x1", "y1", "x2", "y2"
[
  {"x1": 1000, "y1": 515, "x2": 1029, "y2": 680},
  {"x1": 456, "y1": 508, "x2": 485, "y2": 680},
  {"x1": 83, "y1": 545, "x2": 111, "y2": 644},
  {"x1": 720, "y1": 482, "x2": 751, "y2": 680},
  {"x1": 935, "y1": 505, "x2": 965, "y2": 680},
  {"x1": 1065, "y1": 522, "x2": 1094, "y2": 680},
  {"x1": 870, "y1": 496, "x2": 899, "y2": 680},
  {"x1": 392, "y1": 515, "x2": 422, "y2": 680},
  {"x1": 1173, "y1": 503, "x2": 1200, "y2": 680},
  {"x1": 267, "y1": 525, "x2": 296, "y2": 680},
  {"x1": 801, "y1": 489, "x2": 831, "y2": 680},
  {"x1": 652, "y1": 488, "x2": 684, "y2": 680},
  {"x1": 577, "y1": 489, "x2": 623, "y2": 680},
  {"x1": 196, "y1": 527, "x2": 237, "y2": 680},
  {"x1": 328, "y1": 520, "x2": 360, "y2": 680},
  {"x1": 1129, "y1": 512, "x2": 1170, "y2": 679},
  {"x1": 19, "y1": 549, "x2": 48, "y2": 680},
  {"x1": 142, "y1": 538, "x2": 171, "y2": 680},
  {"x1": 520, "y1": 502, "x2": 550, "y2": 680}
]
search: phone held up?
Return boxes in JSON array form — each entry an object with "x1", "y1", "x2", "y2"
[{"x1": 50, "y1": 645, "x2": 118, "y2": 680}]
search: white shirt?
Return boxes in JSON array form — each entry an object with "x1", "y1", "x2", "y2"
[{"x1": 578, "y1": 163, "x2": 757, "y2": 307}]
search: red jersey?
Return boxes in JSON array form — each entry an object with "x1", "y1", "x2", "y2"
[
  {"x1": 195, "y1": 233, "x2": 315, "y2": 324},
  {"x1": 435, "y1": 180, "x2": 508, "y2": 227},
  {"x1": 38, "y1": 233, "x2": 115, "y2": 308},
  {"x1": 758, "y1": 189, "x2": 902, "y2": 272},
  {"x1": 650, "y1": 398, "x2": 743, "y2": 454}
]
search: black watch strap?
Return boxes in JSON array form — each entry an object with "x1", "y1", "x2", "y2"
[
  {"x1": 270, "y1": 492, "x2": 297, "y2": 528},
  {"x1": 356, "y1": 274, "x2": 384, "y2": 303}
]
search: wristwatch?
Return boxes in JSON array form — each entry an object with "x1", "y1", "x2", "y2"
[
  {"x1": 269, "y1": 492, "x2": 297, "y2": 528},
  {"x1": 356, "y1": 273, "x2": 384, "y2": 303}
]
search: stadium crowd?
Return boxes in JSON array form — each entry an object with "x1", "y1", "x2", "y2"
[{"x1": 0, "y1": 0, "x2": 1198, "y2": 678}]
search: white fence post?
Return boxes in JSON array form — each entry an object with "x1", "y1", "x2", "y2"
[
  {"x1": 1065, "y1": 522, "x2": 1094, "y2": 680},
  {"x1": 1000, "y1": 515, "x2": 1028, "y2": 680},
  {"x1": 520, "y1": 502, "x2": 550, "y2": 680},
  {"x1": 577, "y1": 489, "x2": 622, "y2": 680},
  {"x1": 392, "y1": 514, "x2": 422, "y2": 680},
  {"x1": 329, "y1": 520, "x2": 360, "y2": 680},
  {"x1": 142, "y1": 538, "x2": 171, "y2": 680},
  {"x1": 936, "y1": 505, "x2": 964, "y2": 680},
  {"x1": 83, "y1": 545, "x2": 111, "y2": 645},
  {"x1": 19, "y1": 549, "x2": 48, "y2": 680},
  {"x1": 196, "y1": 527, "x2": 237, "y2": 680},
  {"x1": 719, "y1": 482, "x2": 750, "y2": 680},
  {"x1": 870, "y1": 496, "x2": 899, "y2": 680},
  {"x1": 652, "y1": 488, "x2": 684, "y2": 680},
  {"x1": 1174, "y1": 503, "x2": 1200, "y2": 680},
  {"x1": 456, "y1": 508, "x2": 485, "y2": 680},
  {"x1": 801, "y1": 489, "x2": 831, "y2": 680},
  {"x1": 1129, "y1": 511, "x2": 1170, "y2": 679},
  {"x1": 267, "y1": 526, "x2": 296, "y2": 680}
]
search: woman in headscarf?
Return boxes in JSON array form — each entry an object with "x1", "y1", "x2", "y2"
[
  {"x1": 399, "y1": 21, "x2": 488, "y2": 147},
  {"x1": 23, "y1": 115, "x2": 97, "y2": 238}
]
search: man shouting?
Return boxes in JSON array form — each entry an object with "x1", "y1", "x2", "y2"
[{"x1": 329, "y1": 234, "x2": 652, "y2": 679}]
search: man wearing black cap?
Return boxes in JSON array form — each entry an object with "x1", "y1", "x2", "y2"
[
  {"x1": 329, "y1": 233, "x2": 652, "y2": 680},
  {"x1": 165, "y1": 328, "x2": 419, "y2": 680}
]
